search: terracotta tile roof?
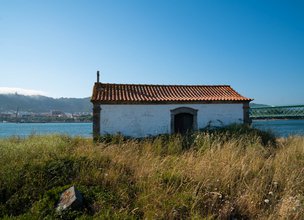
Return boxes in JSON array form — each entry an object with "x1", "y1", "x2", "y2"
[{"x1": 91, "y1": 83, "x2": 253, "y2": 103}]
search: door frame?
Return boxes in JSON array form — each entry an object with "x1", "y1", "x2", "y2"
[{"x1": 170, "y1": 107, "x2": 198, "y2": 134}]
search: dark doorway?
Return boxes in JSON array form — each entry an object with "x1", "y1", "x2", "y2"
[{"x1": 174, "y1": 113, "x2": 194, "y2": 134}]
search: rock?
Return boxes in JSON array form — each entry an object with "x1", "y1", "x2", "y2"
[{"x1": 56, "y1": 186, "x2": 83, "y2": 212}]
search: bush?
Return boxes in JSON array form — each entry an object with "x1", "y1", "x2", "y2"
[{"x1": 206, "y1": 123, "x2": 277, "y2": 147}]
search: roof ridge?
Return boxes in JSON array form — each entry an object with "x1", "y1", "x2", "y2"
[{"x1": 100, "y1": 83, "x2": 232, "y2": 87}]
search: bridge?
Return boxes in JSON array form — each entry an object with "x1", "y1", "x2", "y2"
[{"x1": 250, "y1": 105, "x2": 304, "y2": 120}]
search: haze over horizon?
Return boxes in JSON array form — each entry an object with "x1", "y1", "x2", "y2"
[
  {"x1": 0, "y1": 87, "x2": 48, "y2": 97},
  {"x1": 1, "y1": 0, "x2": 304, "y2": 105}
]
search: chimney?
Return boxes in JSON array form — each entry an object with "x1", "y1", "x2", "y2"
[{"x1": 97, "y1": 71, "x2": 100, "y2": 83}]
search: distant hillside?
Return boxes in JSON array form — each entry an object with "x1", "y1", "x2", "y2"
[
  {"x1": 0, "y1": 94, "x2": 91, "y2": 113},
  {"x1": 250, "y1": 103, "x2": 271, "y2": 108},
  {"x1": 0, "y1": 94, "x2": 270, "y2": 113}
]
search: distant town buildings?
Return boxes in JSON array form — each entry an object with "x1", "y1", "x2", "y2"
[{"x1": 0, "y1": 110, "x2": 92, "y2": 123}]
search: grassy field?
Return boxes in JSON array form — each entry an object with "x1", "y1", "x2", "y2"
[{"x1": 0, "y1": 125, "x2": 303, "y2": 219}]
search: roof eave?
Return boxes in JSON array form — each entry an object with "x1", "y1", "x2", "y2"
[{"x1": 91, "y1": 99, "x2": 252, "y2": 105}]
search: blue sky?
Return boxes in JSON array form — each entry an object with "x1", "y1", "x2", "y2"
[{"x1": 0, "y1": 0, "x2": 303, "y2": 105}]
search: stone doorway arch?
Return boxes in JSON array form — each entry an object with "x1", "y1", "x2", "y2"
[{"x1": 170, "y1": 107, "x2": 198, "y2": 134}]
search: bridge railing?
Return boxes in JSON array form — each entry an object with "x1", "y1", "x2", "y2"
[{"x1": 250, "y1": 105, "x2": 304, "y2": 120}]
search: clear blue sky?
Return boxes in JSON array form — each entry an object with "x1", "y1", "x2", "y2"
[{"x1": 0, "y1": 0, "x2": 303, "y2": 105}]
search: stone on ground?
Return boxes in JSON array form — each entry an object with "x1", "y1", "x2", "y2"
[{"x1": 56, "y1": 186, "x2": 83, "y2": 212}]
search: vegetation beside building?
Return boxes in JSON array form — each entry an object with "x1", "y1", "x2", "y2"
[{"x1": 0, "y1": 125, "x2": 303, "y2": 219}]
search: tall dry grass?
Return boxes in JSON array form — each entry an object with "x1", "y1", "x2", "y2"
[{"x1": 0, "y1": 126, "x2": 303, "y2": 219}]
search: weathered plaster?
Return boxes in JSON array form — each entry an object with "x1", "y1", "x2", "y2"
[{"x1": 98, "y1": 103, "x2": 243, "y2": 137}]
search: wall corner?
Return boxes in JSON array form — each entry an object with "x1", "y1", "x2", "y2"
[
  {"x1": 243, "y1": 102, "x2": 251, "y2": 125},
  {"x1": 93, "y1": 103, "x2": 101, "y2": 141}
]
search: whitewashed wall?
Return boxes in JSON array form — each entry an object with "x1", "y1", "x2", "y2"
[{"x1": 99, "y1": 104, "x2": 243, "y2": 137}]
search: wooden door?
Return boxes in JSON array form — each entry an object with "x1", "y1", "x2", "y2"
[{"x1": 174, "y1": 113, "x2": 193, "y2": 134}]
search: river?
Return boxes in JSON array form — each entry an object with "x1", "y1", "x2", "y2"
[
  {"x1": 0, "y1": 123, "x2": 92, "y2": 138},
  {"x1": 0, "y1": 120, "x2": 303, "y2": 138},
  {"x1": 252, "y1": 119, "x2": 304, "y2": 137}
]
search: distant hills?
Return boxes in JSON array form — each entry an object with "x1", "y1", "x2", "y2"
[
  {"x1": 0, "y1": 93, "x2": 270, "y2": 113},
  {"x1": 250, "y1": 103, "x2": 271, "y2": 108},
  {"x1": 0, "y1": 94, "x2": 91, "y2": 113}
]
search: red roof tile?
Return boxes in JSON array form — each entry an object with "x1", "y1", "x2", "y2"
[{"x1": 91, "y1": 83, "x2": 253, "y2": 103}]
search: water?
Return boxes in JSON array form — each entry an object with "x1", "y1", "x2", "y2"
[
  {"x1": 252, "y1": 119, "x2": 304, "y2": 137},
  {"x1": 0, "y1": 120, "x2": 303, "y2": 138},
  {"x1": 0, "y1": 123, "x2": 92, "y2": 138}
]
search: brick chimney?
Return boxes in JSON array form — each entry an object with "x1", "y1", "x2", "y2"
[{"x1": 97, "y1": 70, "x2": 100, "y2": 83}]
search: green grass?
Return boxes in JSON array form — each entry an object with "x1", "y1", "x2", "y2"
[{"x1": 0, "y1": 125, "x2": 303, "y2": 219}]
